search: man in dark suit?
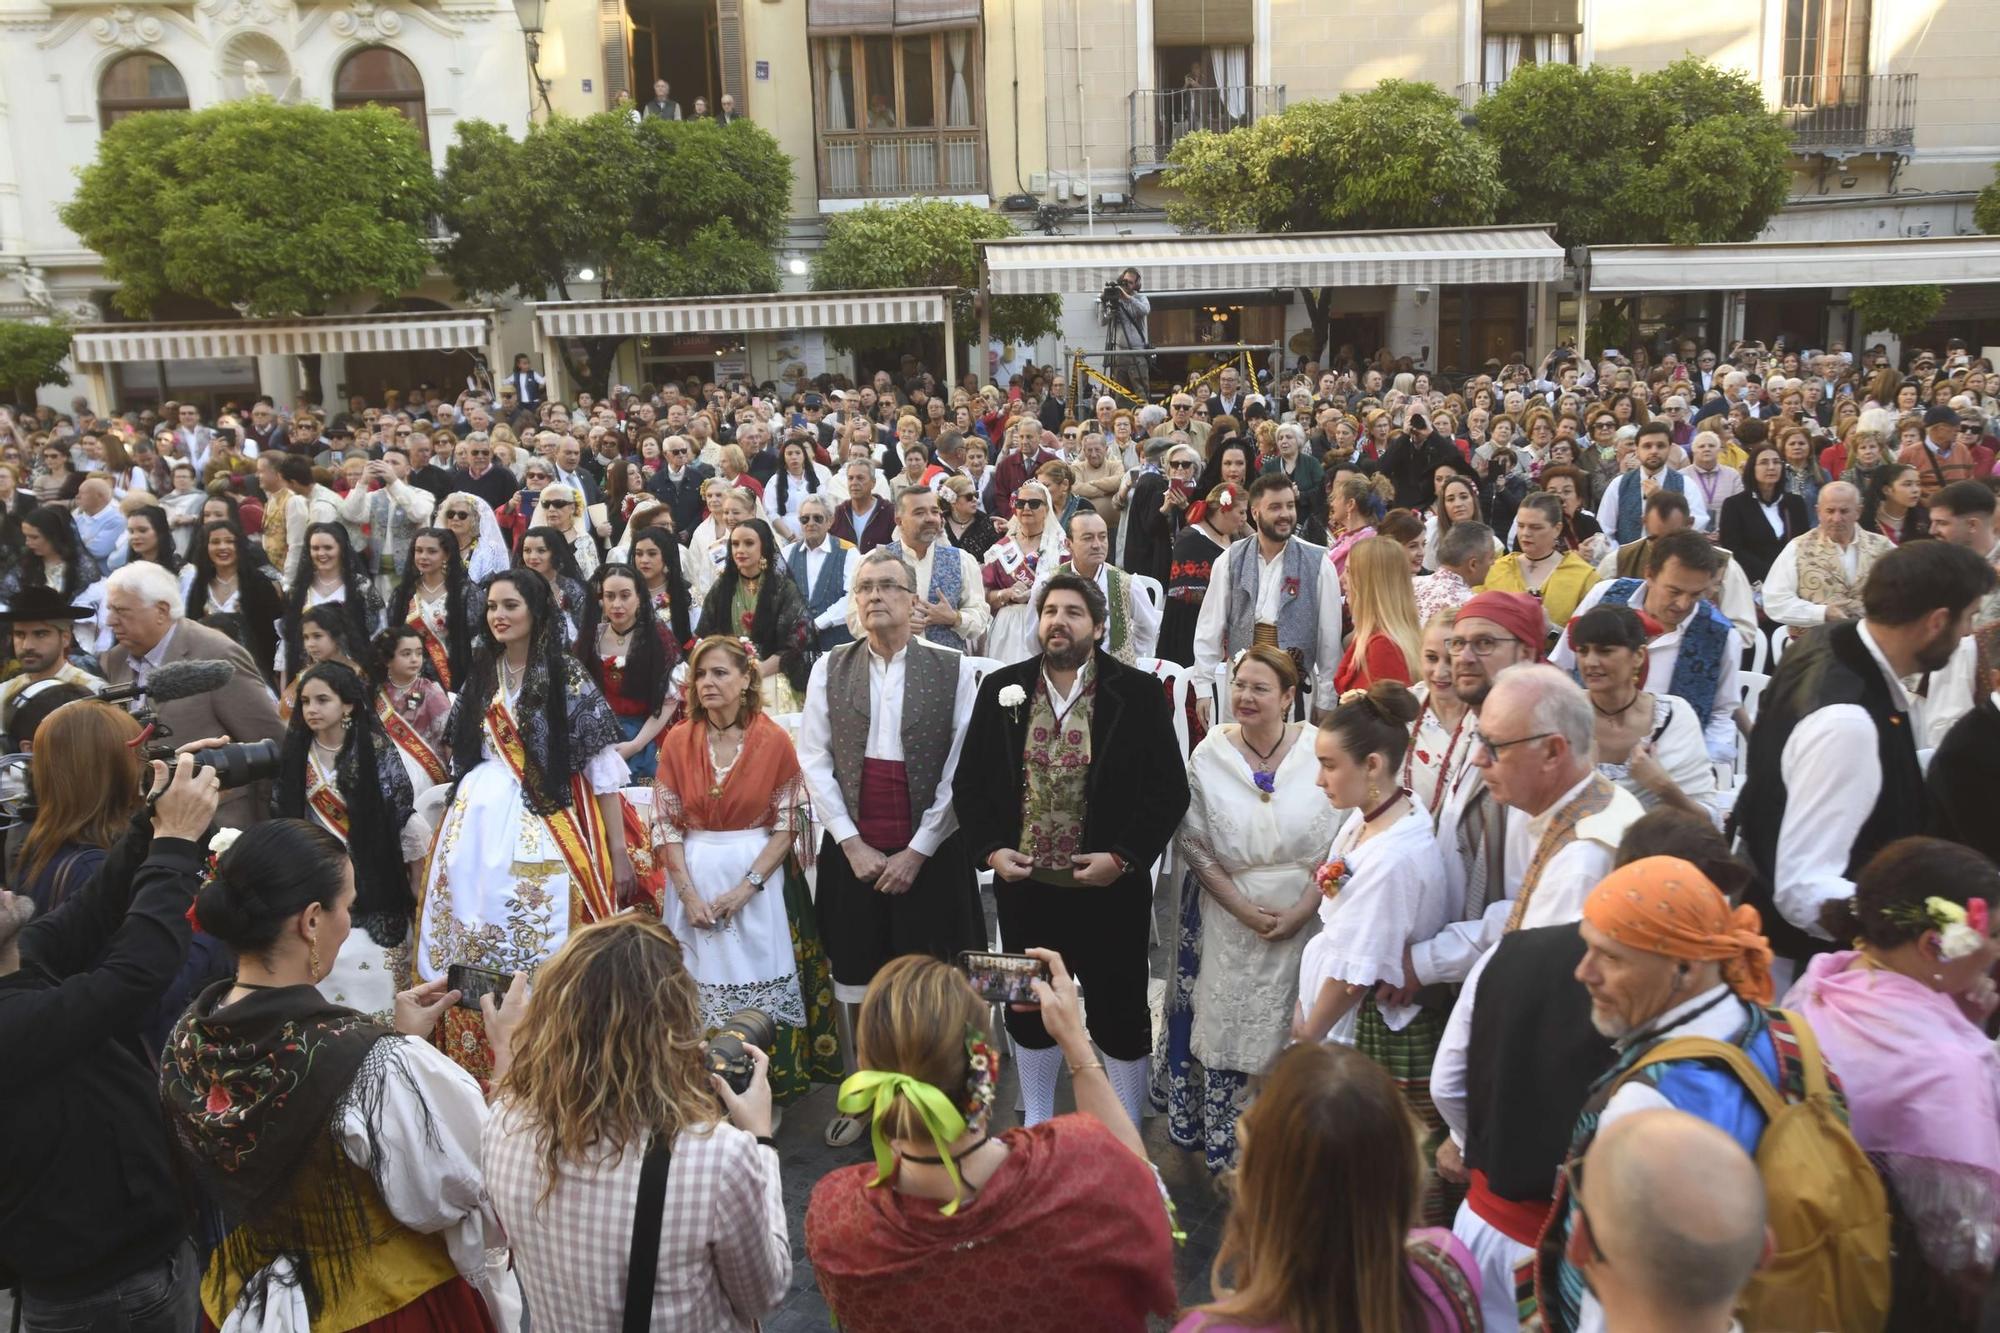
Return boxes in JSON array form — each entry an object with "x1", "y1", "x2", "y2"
[
  {"x1": 448, "y1": 433, "x2": 519, "y2": 511},
  {"x1": 98, "y1": 564, "x2": 285, "y2": 833},
  {"x1": 642, "y1": 79, "x2": 681, "y2": 120},
  {"x1": 714, "y1": 92, "x2": 743, "y2": 125},
  {"x1": 953, "y1": 572, "x2": 1190, "y2": 1131},
  {"x1": 644, "y1": 436, "x2": 712, "y2": 542}
]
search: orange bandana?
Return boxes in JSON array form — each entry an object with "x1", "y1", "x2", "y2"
[{"x1": 1583, "y1": 856, "x2": 1775, "y2": 1004}]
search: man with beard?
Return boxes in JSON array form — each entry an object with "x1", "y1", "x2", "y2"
[
  {"x1": 1736, "y1": 540, "x2": 1995, "y2": 977},
  {"x1": 0, "y1": 586, "x2": 102, "y2": 747},
  {"x1": 954, "y1": 572, "x2": 1189, "y2": 1131},
  {"x1": 799, "y1": 546, "x2": 987, "y2": 1148},
  {"x1": 1192, "y1": 472, "x2": 1342, "y2": 722},
  {"x1": 870, "y1": 486, "x2": 987, "y2": 652}
]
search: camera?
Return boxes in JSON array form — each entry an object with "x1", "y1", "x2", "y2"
[
  {"x1": 165, "y1": 736, "x2": 283, "y2": 790},
  {"x1": 706, "y1": 1007, "x2": 775, "y2": 1094},
  {"x1": 1100, "y1": 280, "x2": 1123, "y2": 309}
]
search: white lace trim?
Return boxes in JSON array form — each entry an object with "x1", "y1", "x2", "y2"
[{"x1": 697, "y1": 975, "x2": 806, "y2": 1030}]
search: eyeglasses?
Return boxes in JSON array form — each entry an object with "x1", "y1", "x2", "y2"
[
  {"x1": 541, "y1": 498, "x2": 572, "y2": 509},
  {"x1": 800, "y1": 512, "x2": 827, "y2": 524},
  {"x1": 854, "y1": 578, "x2": 914, "y2": 596},
  {"x1": 1445, "y1": 635, "x2": 1517, "y2": 658},
  {"x1": 1469, "y1": 727, "x2": 1555, "y2": 761},
  {"x1": 1171, "y1": 402, "x2": 1193, "y2": 412},
  {"x1": 1167, "y1": 460, "x2": 1197, "y2": 471},
  {"x1": 1014, "y1": 498, "x2": 1046, "y2": 510}
]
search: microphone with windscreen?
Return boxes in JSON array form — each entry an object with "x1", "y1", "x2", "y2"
[{"x1": 94, "y1": 658, "x2": 236, "y2": 707}]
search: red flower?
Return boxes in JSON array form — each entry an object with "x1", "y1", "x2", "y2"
[
  {"x1": 205, "y1": 1081, "x2": 233, "y2": 1114},
  {"x1": 1970, "y1": 898, "x2": 1991, "y2": 934}
]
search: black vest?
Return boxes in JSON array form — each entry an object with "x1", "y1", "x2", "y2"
[
  {"x1": 1463, "y1": 926, "x2": 1614, "y2": 1202},
  {"x1": 1733, "y1": 621, "x2": 1929, "y2": 960}
]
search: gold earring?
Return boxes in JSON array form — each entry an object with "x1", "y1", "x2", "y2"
[
  {"x1": 308, "y1": 940, "x2": 321, "y2": 980},
  {"x1": 1368, "y1": 782, "x2": 1381, "y2": 805}
]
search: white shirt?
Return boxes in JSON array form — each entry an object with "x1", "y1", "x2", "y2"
[
  {"x1": 1762, "y1": 532, "x2": 1859, "y2": 627},
  {"x1": 128, "y1": 621, "x2": 180, "y2": 700},
  {"x1": 1553, "y1": 580, "x2": 1741, "y2": 763},
  {"x1": 783, "y1": 537, "x2": 856, "y2": 631},
  {"x1": 1771, "y1": 620, "x2": 1906, "y2": 939},
  {"x1": 1192, "y1": 539, "x2": 1346, "y2": 703},
  {"x1": 1075, "y1": 560, "x2": 1160, "y2": 659},
  {"x1": 796, "y1": 641, "x2": 978, "y2": 858},
  {"x1": 1590, "y1": 542, "x2": 1758, "y2": 648},
  {"x1": 1595, "y1": 466, "x2": 1709, "y2": 538}
]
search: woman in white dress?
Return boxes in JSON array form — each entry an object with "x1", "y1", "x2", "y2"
[
  {"x1": 274, "y1": 661, "x2": 419, "y2": 1021},
  {"x1": 690, "y1": 483, "x2": 752, "y2": 603},
  {"x1": 414, "y1": 571, "x2": 637, "y2": 1081},
  {"x1": 980, "y1": 479, "x2": 1069, "y2": 663},
  {"x1": 1404, "y1": 613, "x2": 1474, "y2": 821},
  {"x1": 1297, "y1": 680, "x2": 1455, "y2": 1221},
  {"x1": 437, "y1": 492, "x2": 510, "y2": 585},
  {"x1": 766, "y1": 436, "x2": 833, "y2": 544},
  {"x1": 1153, "y1": 645, "x2": 1337, "y2": 1174},
  {"x1": 1568, "y1": 602, "x2": 1720, "y2": 820},
  {"x1": 652, "y1": 635, "x2": 840, "y2": 1102}
]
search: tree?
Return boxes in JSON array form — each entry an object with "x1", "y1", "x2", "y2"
[
  {"x1": 62, "y1": 101, "x2": 437, "y2": 319},
  {"x1": 439, "y1": 113, "x2": 792, "y2": 394},
  {"x1": 1162, "y1": 82, "x2": 1503, "y2": 363},
  {"x1": 0, "y1": 321, "x2": 71, "y2": 406},
  {"x1": 808, "y1": 200, "x2": 1059, "y2": 368},
  {"x1": 1849, "y1": 285, "x2": 1947, "y2": 340},
  {"x1": 1476, "y1": 59, "x2": 1791, "y2": 251},
  {"x1": 1975, "y1": 162, "x2": 2000, "y2": 236}
]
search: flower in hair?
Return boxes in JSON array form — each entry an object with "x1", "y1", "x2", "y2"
[
  {"x1": 1926, "y1": 896, "x2": 1987, "y2": 961},
  {"x1": 1338, "y1": 687, "x2": 1369, "y2": 706},
  {"x1": 208, "y1": 828, "x2": 241, "y2": 858}
]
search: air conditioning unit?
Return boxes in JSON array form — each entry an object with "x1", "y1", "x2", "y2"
[{"x1": 1098, "y1": 191, "x2": 1127, "y2": 207}]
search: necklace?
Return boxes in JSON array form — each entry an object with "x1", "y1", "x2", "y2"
[
  {"x1": 1592, "y1": 688, "x2": 1641, "y2": 719},
  {"x1": 1240, "y1": 723, "x2": 1286, "y2": 801},
  {"x1": 1361, "y1": 787, "x2": 1410, "y2": 826},
  {"x1": 706, "y1": 725, "x2": 743, "y2": 799},
  {"x1": 499, "y1": 657, "x2": 524, "y2": 695},
  {"x1": 899, "y1": 1136, "x2": 992, "y2": 1167}
]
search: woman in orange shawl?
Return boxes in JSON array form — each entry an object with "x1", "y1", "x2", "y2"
[{"x1": 653, "y1": 635, "x2": 841, "y2": 1101}]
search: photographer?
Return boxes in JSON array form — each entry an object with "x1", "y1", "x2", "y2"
[
  {"x1": 481, "y1": 913, "x2": 788, "y2": 1331},
  {"x1": 0, "y1": 753, "x2": 220, "y2": 1333},
  {"x1": 1098, "y1": 268, "x2": 1152, "y2": 399}
]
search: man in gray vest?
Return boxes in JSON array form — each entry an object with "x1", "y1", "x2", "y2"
[
  {"x1": 799, "y1": 545, "x2": 986, "y2": 1147},
  {"x1": 784, "y1": 494, "x2": 857, "y2": 652},
  {"x1": 1191, "y1": 470, "x2": 1343, "y2": 721},
  {"x1": 866, "y1": 486, "x2": 988, "y2": 653}
]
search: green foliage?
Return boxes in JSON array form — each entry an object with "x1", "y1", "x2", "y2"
[
  {"x1": 809, "y1": 200, "x2": 1059, "y2": 356},
  {"x1": 61, "y1": 101, "x2": 437, "y2": 317},
  {"x1": 1162, "y1": 82, "x2": 1502, "y2": 234},
  {"x1": 1849, "y1": 284, "x2": 1947, "y2": 338},
  {"x1": 1975, "y1": 162, "x2": 2000, "y2": 236},
  {"x1": 0, "y1": 321, "x2": 72, "y2": 403},
  {"x1": 438, "y1": 113, "x2": 791, "y2": 301},
  {"x1": 1475, "y1": 58, "x2": 1792, "y2": 248}
]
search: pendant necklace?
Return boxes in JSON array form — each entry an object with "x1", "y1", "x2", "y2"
[{"x1": 1241, "y1": 725, "x2": 1285, "y2": 802}]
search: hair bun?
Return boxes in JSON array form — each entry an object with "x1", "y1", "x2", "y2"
[
  {"x1": 192, "y1": 873, "x2": 252, "y2": 947},
  {"x1": 1365, "y1": 680, "x2": 1422, "y2": 727}
]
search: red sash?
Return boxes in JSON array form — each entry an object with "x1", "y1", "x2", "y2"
[
  {"x1": 376, "y1": 693, "x2": 449, "y2": 786},
  {"x1": 483, "y1": 696, "x2": 614, "y2": 924},
  {"x1": 407, "y1": 603, "x2": 453, "y2": 689},
  {"x1": 306, "y1": 774, "x2": 351, "y2": 843}
]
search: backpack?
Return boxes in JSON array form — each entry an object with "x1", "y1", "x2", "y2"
[{"x1": 1614, "y1": 1009, "x2": 1890, "y2": 1333}]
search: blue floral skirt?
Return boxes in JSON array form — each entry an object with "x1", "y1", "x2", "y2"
[{"x1": 1148, "y1": 873, "x2": 1253, "y2": 1175}]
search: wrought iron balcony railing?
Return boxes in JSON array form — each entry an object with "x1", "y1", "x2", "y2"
[{"x1": 1130, "y1": 84, "x2": 1285, "y2": 175}]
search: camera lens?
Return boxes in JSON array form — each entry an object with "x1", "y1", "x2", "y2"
[{"x1": 191, "y1": 738, "x2": 284, "y2": 791}]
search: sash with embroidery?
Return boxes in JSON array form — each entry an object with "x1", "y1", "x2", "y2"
[
  {"x1": 406, "y1": 599, "x2": 453, "y2": 690},
  {"x1": 483, "y1": 693, "x2": 615, "y2": 925},
  {"x1": 306, "y1": 765, "x2": 351, "y2": 843},
  {"x1": 1504, "y1": 772, "x2": 1616, "y2": 932},
  {"x1": 376, "y1": 692, "x2": 449, "y2": 786}
]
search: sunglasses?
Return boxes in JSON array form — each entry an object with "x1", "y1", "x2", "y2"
[{"x1": 1014, "y1": 498, "x2": 1046, "y2": 510}]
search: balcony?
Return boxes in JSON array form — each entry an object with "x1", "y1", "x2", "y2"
[
  {"x1": 1130, "y1": 84, "x2": 1285, "y2": 176},
  {"x1": 818, "y1": 128, "x2": 984, "y2": 201},
  {"x1": 1779, "y1": 73, "x2": 1917, "y2": 155},
  {"x1": 1455, "y1": 81, "x2": 1504, "y2": 109}
]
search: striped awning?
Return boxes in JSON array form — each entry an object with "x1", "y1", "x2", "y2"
[
  {"x1": 534, "y1": 289, "x2": 955, "y2": 339},
  {"x1": 978, "y1": 226, "x2": 1565, "y2": 295},
  {"x1": 1587, "y1": 235, "x2": 2000, "y2": 293},
  {"x1": 70, "y1": 309, "x2": 495, "y2": 364}
]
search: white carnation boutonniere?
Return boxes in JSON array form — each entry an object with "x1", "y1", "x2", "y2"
[
  {"x1": 613, "y1": 655, "x2": 627, "y2": 671},
  {"x1": 997, "y1": 683, "x2": 1027, "y2": 721}
]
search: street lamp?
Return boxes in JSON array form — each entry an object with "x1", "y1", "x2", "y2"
[{"x1": 512, "y1": 0, "x2": 552, "y2": 117}]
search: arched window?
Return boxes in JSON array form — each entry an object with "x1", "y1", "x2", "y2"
[
  {"x1": 334, "y1": 46, "x2": 426, "y2": 147},
  {"x1": 98, "y1": 53, "x2": 189, "y2": 129}
]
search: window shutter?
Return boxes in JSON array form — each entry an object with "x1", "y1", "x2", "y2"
[
  {"x1": 893, "y1": 0, "x2": 982, "y2": 31},
  {"x1": 1481, "y1": 0, "x2": 1582, "y2": 34},
  {"x1": 599, "y1": 0, "x2": 629, "y2": 103},
  {"x1": 1151, "y1": 0, "x2": 1253, "y2": 45},
  {"x1": 717, "y1": 0, "x2": 747, "y2": 106},
  {"x1": 807, "y1": 0, "x2": 894, "y2": 34}
]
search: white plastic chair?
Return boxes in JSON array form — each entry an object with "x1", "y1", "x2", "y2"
[
  {"x1": 962, "y1": 654, "x2": 1007, "y2": 690},
  {"x1": 1131, "y1": 574, "x2": 1165, "y2": 617},
  {"x1": 1743, "y1": 621, "x2": 1768, "y2": 675},
  {"x1": 1133, "y1": 656, "x2": 1193, "y2": 759},
  {"x1": 1731, "y1": 670, "x2": 1771, "y2": 784},
  {"x1": 1768, "y1": 624, "x2": 1793, "y2": 668}
]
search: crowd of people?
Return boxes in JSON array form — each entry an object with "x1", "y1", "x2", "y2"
[{"x1": 1, "y1": 324, "x2": 1999, "y2": 1333}]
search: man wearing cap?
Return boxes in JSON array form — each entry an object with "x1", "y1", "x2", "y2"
[
  {"x1": 1554, "y1": 530, "x2": 1742, "y2": 764},
  {"x1": 0, "y1": 587, "x2": 103, "y2": 749},
  {"x1": 1535, "y1": 855, "x2": 1780, "y2": 1333},
  {"x1": 1901, "y1": 404, "x2": 1977, "y2": 500},
  {"x1": 1381, "y1": 411, "x2": 1462, "y2": 509}
]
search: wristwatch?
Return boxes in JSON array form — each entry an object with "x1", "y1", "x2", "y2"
[{"x1": 745, "y1": 868, "x2": 768, "y2": 890}]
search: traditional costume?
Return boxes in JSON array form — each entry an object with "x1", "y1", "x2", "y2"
[
  {"x1": 161, "y1": 984, "x2": 518, "y2": 1332},
  {"x1": 875, "y1": 537, "x2": 987, "y2": 653},
  {"x1": 339, "y1": 478, "x2": 434, "y2": 602},
  {"x1": 1763, "y1": 525, "x2": 1894, "y2": 629},
  {"x1": 394, "y1": 577, "x2": 473, "y2": 692},
  {"x1": 1599, "y1": 464, "x2": 1704, "y2": 542},
  {"x1": 1554, "y1": 577, "x2": 1741, "y2": 763},
  {"x1": 980, "y1": 528, "x2": 1068, "y2": 664},
  {"x1": 652, "y1": 712, "x2": 840, "y2": 1103},
  {"x1": 593, "y1": 621, "x2": 680, "y2": 783},
  {"x1": 1158, "y1": 520, "x2": 1228, "y2": 666},
  {"x1": 1403, "y1": 682, "x2": 1472, "y2": 820},
  {"x1": 698, "y1": 570, "x2": 811, "y2": 714},
  {"x1": 785, "y1": 533, "x2": 858, "y2": 652},
  {"x1": 1480, "y1": 550, "x2": 1599, "y2": 633},
  {"x1": 1153, "y1": 724, "x2": 1334, "y2": 1173},
  {"x1": 1192, "y1": 532, "x2": 1344, "y2": 707},
  {"x1": 1057, "y1": 559, "x2": 1159, "y2": 664},
  {"x1": 445, "y1": 494, "x2": 511, "y2": 585},
  {"x1": 376, "y1": 675, "x2": 451, "y2": 794},
  {"x1": 414, "y1": 655, "x2": 628, "y2": 1080},
  {"x1": 797, "y1": 638, "x2": 986, "y2": 1002}
]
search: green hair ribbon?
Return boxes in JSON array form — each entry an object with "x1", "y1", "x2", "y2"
[{"x1": 836, "y1": 1069, "x2": 972, "y2": 1215}]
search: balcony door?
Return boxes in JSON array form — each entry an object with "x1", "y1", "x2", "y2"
[
  {"x1": 1782, "y1": 0, "x2": 1871, "y2": 109},
  {"x1": 1478, "y1": 0, "x2": 1581, "y2": 89},
  {"x1": 809, "y1": 5, "x2": 983, "y2": 200}
]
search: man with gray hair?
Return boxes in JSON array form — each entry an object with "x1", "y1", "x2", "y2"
[
  {"x1": 1569, "y1": 1109, "x2": 1769, "y2": 1333},
  {"x1": 1414, "y1": 520, "x2": 1496, "y2": 624},
  {"x1": 797, "y1": 544, "x2": 987, "y2": 1147},
  {"x1": 871, "y1": 485, "x2": 987, "y2": 652},
  {"x1": 98, "y1": 562, "x2": 284, "y2": 830},
  {"x1": 783, "y1": 493, "x2": 857, "y2": 653},
  {"x1": 1762, "y1": 480, "x2": 1893, "y2": 633}
]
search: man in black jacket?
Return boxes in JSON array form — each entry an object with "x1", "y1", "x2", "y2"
[
  {"x1": 1380, "y1": 411, "x2": 1463, "y2": 510},
  {"x1": 0, "y1": 754, "x2": 220, "y2": 1332},
  {"x1": 645, "y1": 436, "x2": 713, "y2": 540},
  {"x1": 954, "y1": 572, "x2": 1190, "y2": 1133}
]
